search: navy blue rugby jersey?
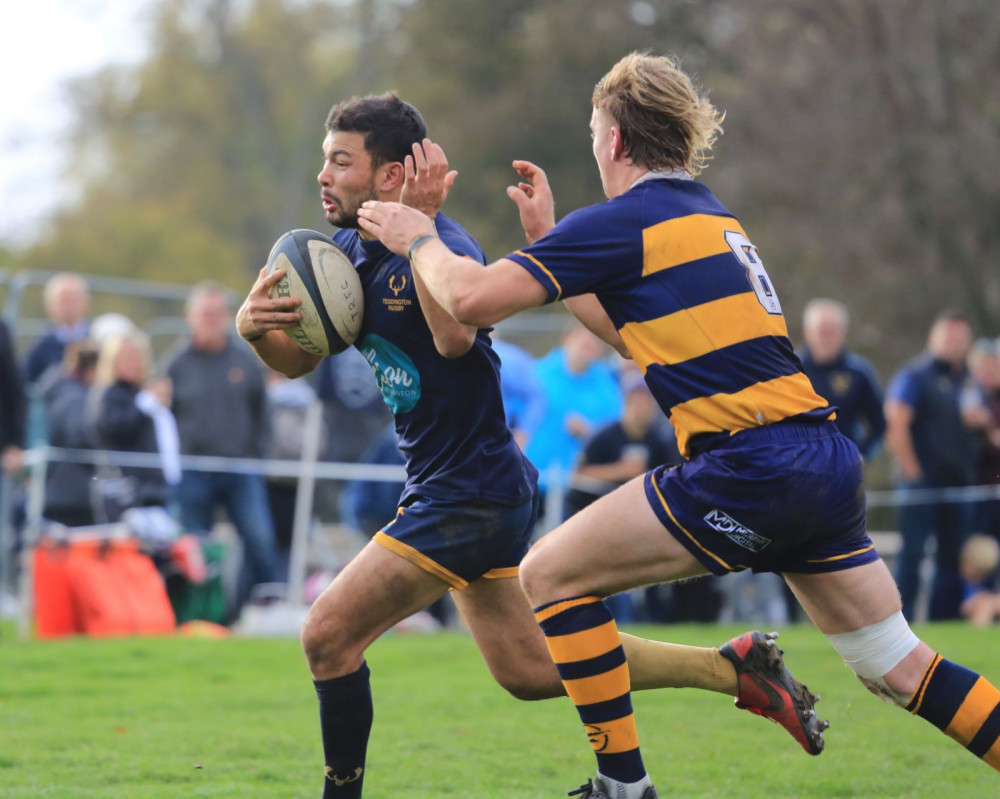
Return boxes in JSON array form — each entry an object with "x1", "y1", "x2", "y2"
[
  {"x1": 506, "y1": 177, "x2": 832, "y2": 458},
  {"x1": 332, "y1": 214, "x2": 537, "y2": 506}
]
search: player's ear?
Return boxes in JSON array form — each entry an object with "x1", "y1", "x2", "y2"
[
  {"x1": 609, "y1": 126, "x2": 628, "y2": 163},
  {"x1": 379, "y1": 161, "x2": 405, "y2": 194}
]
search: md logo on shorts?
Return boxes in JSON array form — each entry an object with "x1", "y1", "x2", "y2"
[
  {"x1": 704, "y1": 509, "x2": 771, "y2": 552},
  {"x1": 358, "y1": 333, "x2": 421, "y2": 413}
]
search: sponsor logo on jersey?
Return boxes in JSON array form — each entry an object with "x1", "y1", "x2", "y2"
[
  {"x1": 358, "y1": 333, "x2": 421, "y2": 413},
  {"x1": 704, "y1": 509, "x2": 771, "y2": 552}
]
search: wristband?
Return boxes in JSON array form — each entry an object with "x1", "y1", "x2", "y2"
[
  {"x1": 408, "y1": 234, "x2": 438, "y2": 261},
  {"x1": 243, "y1": 332, "x2": 265, "y2": 342}
]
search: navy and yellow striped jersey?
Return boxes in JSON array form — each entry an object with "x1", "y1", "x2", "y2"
[{"x1": 506, "y1": 176, "x2": 832, "y2": 458}]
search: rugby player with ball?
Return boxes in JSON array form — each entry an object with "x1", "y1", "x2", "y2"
[{"x1": 237, "y1": 93, "x2": 824, "y2": 798}]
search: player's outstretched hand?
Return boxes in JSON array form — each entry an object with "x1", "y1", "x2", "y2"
[
  {"x1": 358, "y1": 201, "x2": 437, "y2": 258},
  {"x1": 400, "y1": 138, "x2": 458, "y2": 219},
  {"x1": 235, "y1": 266, "x2": 302, "y2": 342},
  {"x1": 507, "y1": 160, "x2": 556, "y2": 244}
]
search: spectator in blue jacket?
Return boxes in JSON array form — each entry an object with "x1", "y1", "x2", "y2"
[
  {"x1": 966, "y1": 338, "x2": 1000, "y2": 539},
  {"x1": 885, "y1": 309, "x2": 983, "y2": 621},
  {"x1": 799, "y1": 299, "x2": 886, "y2": 459},
  {"x1": 24, "y1": 273, "x2": 91, "y2": 388}
]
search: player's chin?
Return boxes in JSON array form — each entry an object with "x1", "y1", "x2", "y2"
[{"x1": 332, "y1": 212, "x2": 362, "y2": 230}]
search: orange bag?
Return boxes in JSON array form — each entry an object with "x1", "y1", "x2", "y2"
[
  {"x1": 66, "y1": 546, "x2": 135, "y2": 637},
  {"x1": 108, "y1": 544, "x2": 176, "y2": 635},
  {"x1": 33, "y1": 537, "x2": 176, "y2": 638},
  {"x1": 32, "y1": 539, "x2": 81, "y2": 639}
]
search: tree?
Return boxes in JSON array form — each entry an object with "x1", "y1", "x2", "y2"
[
  {"x1": 17, "y1": 0, "x2": 380, "y2": 289},
  {"x1": 11, "y1": 0, "x2": 998, "y2": 375},
  {"x1": 707, "y1": 0, "x2": 1000, "y2": 366}
]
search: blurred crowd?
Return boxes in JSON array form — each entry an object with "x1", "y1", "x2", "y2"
[{"x1": 1, "y1": 274, "x2": 998, "y2": 627}]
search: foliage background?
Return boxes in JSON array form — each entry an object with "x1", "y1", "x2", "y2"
[{"x1": 4, "y1": 0, "x2": 1000, "y2": 374}]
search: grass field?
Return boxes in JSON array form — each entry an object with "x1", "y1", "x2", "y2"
[{"x1": 0, "y1": 620, "x2": 996, "y2": 798}]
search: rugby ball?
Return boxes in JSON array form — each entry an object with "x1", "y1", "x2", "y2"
[{"x1": 265, "y1": 229, "x2": 363, "y2": 355}]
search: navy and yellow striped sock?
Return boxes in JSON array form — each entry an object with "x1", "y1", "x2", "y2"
[
  {"x1": 535, "y1": 595, "x2": 646, "y2": 784},
  {"x1": 906, "y1": 654, "x2": 1000, "y2": 771}
]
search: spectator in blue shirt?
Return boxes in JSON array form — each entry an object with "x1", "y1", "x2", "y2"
[
  {"x1": 564, "y1": 371, "x2": 678, "y2": 519},
  {"x1": 490, "y1": 334, "x2": 545, "y2": 450},
  {"x1": 885, "y1": 309, "x2": 983, "y2": 621},
  {"x1": 525, "y1": 322, "x2": 623, "y2": 505},
  {"x1": 798, "y1": 299, "x2": 886, "y2": 459}
]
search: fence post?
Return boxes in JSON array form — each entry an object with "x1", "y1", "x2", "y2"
[
  {"x1": 17, "y1": 446, "x2": 49, "y2": 639},
  {"x1": 287, "y1": 400, "x2": 324, "y2": 606},
  {"x1": 542, "y1": 465, "x2": 565, "y2": 535}
]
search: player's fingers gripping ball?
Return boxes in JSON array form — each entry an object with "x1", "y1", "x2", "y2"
[{"x1": 264, "y1": 229, "x2": 364, "y2": 355}]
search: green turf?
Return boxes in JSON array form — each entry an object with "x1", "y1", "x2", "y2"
[{"x1": 0, "y1": 621, "x2": 996, "y2": 797}]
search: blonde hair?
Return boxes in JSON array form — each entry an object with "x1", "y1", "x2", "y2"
[
  {"x1": 592, "y1": 52, "x2": 724, "y2": 176},
  {"x1": 94, "y1": 331, "x2": 153, "y2": 388},
  {"x1": 960, "y1": 534, "x2": 1000, "y2": 582}
]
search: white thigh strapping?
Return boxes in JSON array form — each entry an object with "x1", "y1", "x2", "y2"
[{"x1": 825, "y1": 611, "x2": 920, "y2": 679}]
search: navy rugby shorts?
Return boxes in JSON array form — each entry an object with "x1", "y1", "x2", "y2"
[
  {"x1": 644, "y1": 421, "x2": 879, "y2": 575},
  {"x1": 373, "y1": 490, "x2": 539, "y2": 590}
]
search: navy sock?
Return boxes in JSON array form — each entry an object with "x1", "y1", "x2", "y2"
[{"x1": 314, "y1": 662, "x2": 373, "y2": 798}]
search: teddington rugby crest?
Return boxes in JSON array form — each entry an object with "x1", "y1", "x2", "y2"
[{"x1": 383, "y1": 274, "x2": 412, "y2": 312}]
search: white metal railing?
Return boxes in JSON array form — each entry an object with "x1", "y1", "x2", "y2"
[{"x1": 4, "y1": 432, "x2": 999, "y2": 637}]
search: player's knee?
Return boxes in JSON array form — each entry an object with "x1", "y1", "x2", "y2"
[
  {"x1": 299, "y1": 612, "x2": 328, "y2": 668},
  {"x1": 518, "y1": 546, "x2": 560, "y2": 605},
  {"x1": 300, "y1": 610, "x2": 356, "y2": 674},
  {"x1": 826, "y1": 611, "x2": 920, "y2": 707},
  {"x1": 494, "y1": 670, "x2": 562, "y2": 701},
  {"x1": 518, "y1": 549, "x2": 542, "y2": 602},
  {"x1": 498, "y1": 677, "x2": 551, "y2": 701}
]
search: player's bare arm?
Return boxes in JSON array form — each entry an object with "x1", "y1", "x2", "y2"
[
  {"x1": 398, "y1": 138, "x2": 476, "y2": 357},
  {"x1": 506, "y1": 159, "x2": 556, "y2": 243},
  {"x1": 410, "y1": 265, "x2": 476, "y2": 357},
  {"x1": 236, "y1": 266, "x2": 322, "y2": 378},
  {"x1": 358, "y1": 201, "x2": 547, "y2": 327}
]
